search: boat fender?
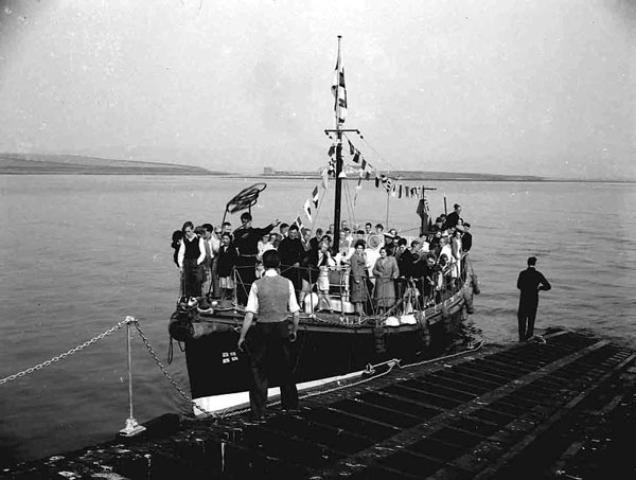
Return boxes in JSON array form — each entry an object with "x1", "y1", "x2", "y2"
[
  {"x1": 415, "y1": 311, "x2": 431, "y2": 348},
  {"x1": 373, "y1": 326, "x2": 386, "y2": 354},
  {"x1": 169, "y1": 301, "x2": 203, "y2": 342},
  {"x1": 384, "y1": 316, "x2": 400, "y2": 327},
  {"x1": 399, "y1": 314, "x2": 417, "y2": 325}
]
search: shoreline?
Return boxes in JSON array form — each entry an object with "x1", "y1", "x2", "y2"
[{"x1": 1, "y1": 172, "x2": 634, "y2": 183}]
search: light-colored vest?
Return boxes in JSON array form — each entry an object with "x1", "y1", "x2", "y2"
[{"x1": 255, "y1": 275, "x2": 291, "y2": 323}]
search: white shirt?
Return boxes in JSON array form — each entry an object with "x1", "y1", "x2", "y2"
[
  {"x1": 177, "y1": 236, "x2": 206, "y2": 268},
  {"x1": 245, "y1": 269, "x2": 300, "y2": 315},
  {"x1": 209, "y1": 235, "x2": 220, "y2": 256},
  {"x1": 365, "y1": 248, "x2": 380, "y2": 277}
]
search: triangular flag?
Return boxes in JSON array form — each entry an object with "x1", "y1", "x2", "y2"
[
  {"x1": 321, "y1": 168, "x2": 329, "y2": 189},
  {"x1": 398, "y1": 185, "x2": 403, "y2": 198},
  {"x1": 352, "y1": 152, "x2": 360, "y2": 163},
  {"x1": 328, "y1": 144, "x2": 335, "y2": 157},
  {"x1": 348, "y1": 139, "x2": 355, "y2": 155},
  {"x1": 294, "y1": 216, "x2": 303, "y2": 229},
  {"x1": 405, "y1": 186, "x2": 410, "y2": 198},
  {"x1": 375, "y1": 176, "x2": 380, "y2": 188},
  {"x1": 312, "y1": 186, "x2": 320, "y2": 208},
  {"x1": 303, "y1": 199, "x2": 312, "y2": 223},
  {"x1": 360, "y1": 158, "x2": 367, "y2": 170}
]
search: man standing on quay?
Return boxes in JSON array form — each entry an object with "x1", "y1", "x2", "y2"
[
  {"x1": 517, "y1": 256, "x2": 551, "y2": 342},
  {"x1": 237, "y1": 250, "x2": 300, "y2": 423}
]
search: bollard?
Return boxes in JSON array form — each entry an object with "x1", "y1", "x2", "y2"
[{"x1": 119, "y1": 316, "x2": 146, "y2": 437}]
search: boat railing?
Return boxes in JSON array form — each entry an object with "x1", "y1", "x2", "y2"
[{"x1": 230, "y1": 255, "x2": 470, "y2": 320}]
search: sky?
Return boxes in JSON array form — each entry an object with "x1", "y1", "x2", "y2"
[{"x1": 0, "y1": 0, "x2": 634, "y2": 179}]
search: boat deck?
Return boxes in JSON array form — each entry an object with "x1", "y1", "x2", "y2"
[{"x1": 4, "y1": 330, "x2": 636, "y2": 479}]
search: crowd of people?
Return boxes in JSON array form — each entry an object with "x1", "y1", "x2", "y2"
[{"x1": 172, "y1": 203, "x2": 474, "y2": 316}]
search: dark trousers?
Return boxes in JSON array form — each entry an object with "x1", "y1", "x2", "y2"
[
  {"x1": 183, "y1": 259, "x2": 203, "y2": 298},
  {"x1": 518, "y1": 301, "x2": 538, "y2": 341},
  {"x1": 235, "y1": 256, "x2": 257, "y2": 305},
  {"x1": 246, "y1": 322, "x2": 298, "y2": 420}
]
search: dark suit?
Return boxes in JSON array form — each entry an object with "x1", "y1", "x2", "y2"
[
  {"x1": 445, "y1": 211, "x2": 461, "y2": 228},
  {"x1": 517, "y1": 267, "x2": 551, "y2": 340}
]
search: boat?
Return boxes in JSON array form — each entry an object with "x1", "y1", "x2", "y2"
[{"x1": 169, "y1": 36, "x2": 479, "y2": 415}]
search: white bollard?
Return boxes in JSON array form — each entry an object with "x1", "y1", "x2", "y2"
[{"x1": 119, "y1": 316, "x2": 146, "y2": 437}]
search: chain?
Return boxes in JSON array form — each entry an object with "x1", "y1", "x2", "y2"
[
  {"x1": 132, "y1": 322, "x2": 218, "y2": 419},
  {"x1": 0, "y1": 318, "x2": 131, "y2": 386}
]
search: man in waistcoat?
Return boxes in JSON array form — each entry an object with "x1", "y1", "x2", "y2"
[
  {"x1": 233, "y1": 213, "x2": 280, "y2": 305},
  {"x1": 177, "y1": 221, "x2": 206, "y2": 299},
  {"x1": 517, "y1": 256, "x2": 551, "y2": 342},
  {"x1": 237, "y1": 250, "x2": 300, "y2": 422}
]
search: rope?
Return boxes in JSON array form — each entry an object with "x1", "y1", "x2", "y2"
[
  {"x1": 0, "y1": 318, "x2": 131, "y2": 385},
  {"x1": 401, "y1": 336, "x2": 485, "y2": 369}
]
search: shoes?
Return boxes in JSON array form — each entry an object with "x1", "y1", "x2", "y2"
[
  {"x1": 244, "y1": 418, "x2": 266, "y2": 426},
  {"x1": 281, "y1": 408, "x2": 301, "y2": 414}
]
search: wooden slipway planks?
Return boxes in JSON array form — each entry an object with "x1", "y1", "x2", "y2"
[{"x1": 3, "y1": 330, "x2": 635, "y2": 479}]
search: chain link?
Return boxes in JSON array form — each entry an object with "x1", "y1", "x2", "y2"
[
  {"x1": 132, "y1": 322, "x2": 218, "y2": 419},
  {"x1": 0, "y1": 318, "x2": 131, "y2": 386}
]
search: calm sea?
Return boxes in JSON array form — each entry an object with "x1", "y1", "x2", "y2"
[{"x1": 1, "y1": 175, "x2": 635, "y2": 464}]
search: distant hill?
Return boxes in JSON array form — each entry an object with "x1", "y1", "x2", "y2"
[
  {"x1": 0, "y1": 153, "x2": 225, "y2": 175},
  {"x1": 262, "y1": 167, "x2": 544, "y2": 182}
]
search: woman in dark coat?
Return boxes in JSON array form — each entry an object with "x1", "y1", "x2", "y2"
[{"x1": 349, "y1": 240, "x2": 369, "y2": 317}]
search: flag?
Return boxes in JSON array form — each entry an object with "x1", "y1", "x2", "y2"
[
  {"x1": 375, "y1": 176, "x2": 380, "y2": 188},
  {"x1": 352, "y1": 152, "x2": 360, "y2": 163},
  {"x1": 348, "y1": 139, "x2": 355, "y2": 155},
  {"x1": 361, "y1": 158, "x2": 367, "y2": 171},
  {"x1": 398, "y1": 185, "x2": 403, "y2": 198},
  {"x1": 331, "y1": 42, "x2": 347, "y2": 124},
  {"x1": 353, "y1": 177, "x2": 363, "y2": 206},
  {"x1": 328, "y1": 144, "x2": 335, "y2": 157},
  {"x1": 321, "y1": 168, "x2": 330, "y2": 189},
  {"x1": 294, "y1": 216, "x2": 303, "y2": 229},
  {"x1": 312, "y1": 186, "x2": 320, "y2": 208},
  {"x1": 303, "y1": 199, "x2": 312, "y2": 223}
]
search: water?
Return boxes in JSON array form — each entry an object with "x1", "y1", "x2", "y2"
[{"x1": 1, "y1": 175, "x2": 635, "y2": 464}]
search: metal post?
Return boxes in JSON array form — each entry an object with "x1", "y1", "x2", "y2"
[{"x1": 119, "y1": 316, "x2": 146, "y2": 437}]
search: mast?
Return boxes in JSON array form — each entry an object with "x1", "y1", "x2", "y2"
[{"x1": 325, "y1": 36, "x2": 358, "y2": 253}]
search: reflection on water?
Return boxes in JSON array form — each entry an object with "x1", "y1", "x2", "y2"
[{"x1": 1, "y1": 175, "x2": 635, "y2": 464}]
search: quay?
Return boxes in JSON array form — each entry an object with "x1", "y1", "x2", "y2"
[{"x1": 3, "y1": 329, "x2": 635, "y2": 479}]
